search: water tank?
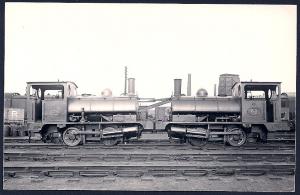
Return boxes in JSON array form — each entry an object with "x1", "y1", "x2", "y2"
[{"x1": 218, "y1": 74, "x2": 240, "y2": 96}]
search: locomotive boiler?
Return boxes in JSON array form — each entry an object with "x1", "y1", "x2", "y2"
[
  {"x1": 171, "y1": 97, "x2": 241, "y2": 114},
  {"x1": 67, "y1": 96, "x2": 138, "y2": 122}
]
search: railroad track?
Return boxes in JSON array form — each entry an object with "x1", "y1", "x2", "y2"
[
  {"x1": 4, "y1": 133, "x2": 295, "y2": 181},
  {"x1": 4, "y1": 142, "x2": 295, "y2": 151},
  {"x1": 4, "y1": 161, "x2": 295, "y2": 178},
  {"x1": 4, "y1": 131, "x2": 295, "y2": 144},
  {"x1": 4, "y1": 145, "x2": 295, "y2": 177},
  {"x1": 4, "y1": 150, "x2": 295, "y2": 163}
]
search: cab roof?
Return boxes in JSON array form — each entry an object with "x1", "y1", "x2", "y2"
[
  {"x1": 241, "y1": 81, "x2": 281, "y2": 85},
  {"x1": 26, "y1": 81, "x2": 78, "y2": 88}
]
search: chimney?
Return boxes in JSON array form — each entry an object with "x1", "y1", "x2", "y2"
[
  {"x1": 214, "y1": 84, "x2": 217, "y2": 96},
  {"x1": 187, "y1": 74, "x2": 191, "y2": 96},
  {"x1": 174, "y1": 79, "x2": 182, "y2": 97},
  {"x1": 128, "y1": 78, "x2": 135, "y2": 95},
  {"x1": 124, "y1": 66, "x2": 127, "y2": 95}
]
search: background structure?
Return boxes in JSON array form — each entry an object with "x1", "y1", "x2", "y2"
[{"x1": 5, "y1": 3, "x2": 297, "y2": 98}]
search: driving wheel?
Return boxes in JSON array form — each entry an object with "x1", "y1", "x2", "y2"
[
  {"x1": 102, "y1": 138, "x2": 121, "y2": 146},
  {"x1": 187, "y1": 137, "x2": 208, "y2": 147},
  {"x1": 63, "y1": 127, "x2": 82, "y2": 146},
  {"x1": 226, "y1": 128, "x2": 247, "y2": 146}
]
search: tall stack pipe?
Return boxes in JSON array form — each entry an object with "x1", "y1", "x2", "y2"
[
  {"x1": 124, "y1": 66, "x2": 128, "y2": 95},
  {"x1": 174, "y1": 79, "x2": 182, "y2": 97},
  {"x1": 214, "y1": 84, "x2": 217, "y2": 96},
  {"x1": 128, "y1": 78, "x2": 135, "y2": 95},
  {"x1": 187, "y1": 74, "x2": 191, "y2": 96}
]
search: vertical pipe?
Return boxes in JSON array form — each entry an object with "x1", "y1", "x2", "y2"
[
  {"x1": 174, "y1": 79, "x2": 182, "y2": 97},
  {"x1": 214, "y1": 84, "x2": 217, "y2": 96},
  {"x1": 124, "y1": 66, "x2": 127, "y2": 95},
  {"x1": 128, "y1": 78, "x2": 135, "y2": 95},
  {"x1": 187, "y1": 73, "x2": 191, "y2": 96}
]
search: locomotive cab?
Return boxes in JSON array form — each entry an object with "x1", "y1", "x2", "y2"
[
  {"x1": 235, "y1": 82, "x2": 281, "y2": 123},
  {"x1": 234, "y1": 82, "x2": 290, "y2": 131},
  {"x1": 26, "y1": 82, "x2": 77, "y2": 131}
]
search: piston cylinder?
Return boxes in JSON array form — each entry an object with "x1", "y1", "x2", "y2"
[{"x1": 169, "y1": 126, "x2": 187, "y2": 138}]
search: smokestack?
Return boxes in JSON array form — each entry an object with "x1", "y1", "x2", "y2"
[
  {"x1": 174, "y1": 79, "x2": 182, "y2": 97},
  {"x1": 128, "y1": 78, "x2": 135, "y2": 95},
  {"x1": 187, "y1": 74, "x2": 191, "y2": 96},
  {"x1": 214, "y1": 84, "x2": 217, "y2": 96},
  {"x1": 124, "y1": 66, "x2": 127, "y2": 95}
]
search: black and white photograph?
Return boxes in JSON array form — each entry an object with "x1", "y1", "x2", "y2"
[{"x1": 3, "y1": 2, "x2": 296, "y2": 191}]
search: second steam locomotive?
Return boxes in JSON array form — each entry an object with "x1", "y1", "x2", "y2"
[{"x1": 4, "y1": 74, "x2": 295, "y2": 146}]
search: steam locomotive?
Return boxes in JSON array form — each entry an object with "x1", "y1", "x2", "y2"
[{"x1": 4, "y1": 74, "x2": 295, "y2": 146}]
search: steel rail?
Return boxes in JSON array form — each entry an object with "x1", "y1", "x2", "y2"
[{"x1": 4, "y1": 163, "x2": 295, "y2": 178}]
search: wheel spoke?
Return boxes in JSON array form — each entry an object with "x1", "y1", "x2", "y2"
[
  {"x1": 63, "y1": 127, "x2": 81, "y2": 146},
  {"x1": 226, "y1": 128, "x2": 247, "y2": 146},
  {"x1": 188, "y1": 137, "x2": 208, "y2": 147}
]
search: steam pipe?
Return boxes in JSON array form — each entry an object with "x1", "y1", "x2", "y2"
[
  {"x1": 174, "y1": 79, "x2": 182, "y2": 97},
  {"x1": 128, "y1": 78, "x2": 135, "y2": 95},
  {"x1": 187, "y1": 74, "x2": 191, "y2": 96}
]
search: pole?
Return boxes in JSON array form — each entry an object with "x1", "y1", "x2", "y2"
[
  {"x1": 124, "y1": 66, "x2": 127, "y2": 95},
  {"x1": 187, "y1": 74, "x2": 191, "y2": 96}
]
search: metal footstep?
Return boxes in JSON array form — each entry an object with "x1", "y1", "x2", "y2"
[
  {"x1": 32, "y1": 157, "x2": 48, "y2": 161},
  {"x1": 150, "y1": 169, "x2": 177, "y2": 177},
  {"x1": 182, "y1": 169, "x2": 208, "y2": 177},
  {"x1": 193, "y1": 155, "x2": 214, "y2": 162},
  {"x1": 44, "y1": 171, "x2": 74, "y2": 177},
  {"x1": 6, "y1": 156, "x2": 30, "y2": 161},
  {"x1": 265, "y1": 157, "x2": 286, "y2": 162},
  {"x1": 116, "y1": 170, "x2": 143, "y2": 177},
  {"x1": 150, "y1": 155, "x2": 170, "y2": 161},
  {"x1": 216, "y1": 156, "x2": 238, "y2": 162},
  {"x1": 174, "y1": 155, "x2": 190, "y2": 161},
  {"x1": 79, "y1": 171, "x2": 109, "y2": 177},
  {"x1": 79, "y1": 156, "x2": 101, "y2": 161},
  {"x1": 103, "y1": 155, "x2": 127, "y2": 161},
  {"x1": 212, "y1": 169, "x2": 235, "y2": 176},
  {"x1": 53, "y1": 156, "x2": 78, "y2": 161},
  {"x1": 236, "y1": 169, "x2": 266, "y2": 176},
  {"x1": 270, "y1": 169, "x2": 295, "y2": 176},
  {"x1": 241, "y1": 156, "x2": 263, "y2": 162},
  {"x1": 130, "y1": 154, "x2": 149, "y2": 161}
]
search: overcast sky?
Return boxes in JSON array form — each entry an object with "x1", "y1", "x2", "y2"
[{"x1": 5, "y1": 3, "x2": 296, "y2": 98}]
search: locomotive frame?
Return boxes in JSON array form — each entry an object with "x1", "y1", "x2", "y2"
[{"x1": 4, "y1": 76, "x2": 294, "y2": 147}]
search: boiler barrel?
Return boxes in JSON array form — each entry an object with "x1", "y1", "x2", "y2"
[
  {"x1": 172, "y1": 97, "x2": 241, "y2": 113},
  {"x1": 68, "y1": 97, "x2": 138, "y2": 113}
]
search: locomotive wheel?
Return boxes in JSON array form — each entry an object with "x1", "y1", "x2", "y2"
[
  {"x1": 63, "y1": 127, "x2": 82, "y2": 146},
  {"x1": 42, "y1": 126, "x2": 63, "y2": 144},
  {"x1": 4, "y1": 125, "x2": 11, "y2": 137},
  {"x1": 226, "y1": 128, "x2": 247, "y2": 146},
  {"x1": 44, "y1": 130, "x2": 63, "y2": 144},
  {"x1": 102, "y1": 138, "x2": 121, "y2": 146},
  {"x1": 187, "y1": 137, "x2": 208, "y2": 147}
]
